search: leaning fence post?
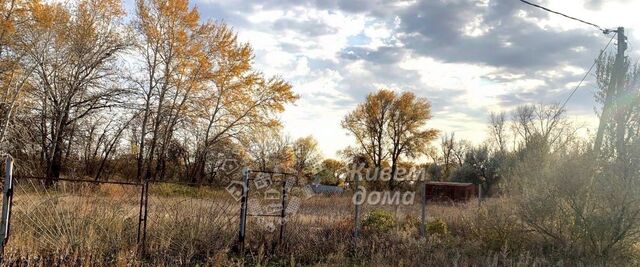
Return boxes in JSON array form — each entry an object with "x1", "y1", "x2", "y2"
[
  {"x1": 0, "y1": 155, "x2": 13, "y2": 255},
  {"x1": 420, "y1": 181, "x2": 427, "y2": 238},
  {"x1": 141, "y1": 179, "x2": 149, "y2": 255},
  {"x1": 237, "y1": 167, "x2": 249, "y2": 253}
]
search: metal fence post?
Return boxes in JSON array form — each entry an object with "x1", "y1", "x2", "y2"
[
  {"x1": 137, "y1": 182, "x2": 145, "y2": 243},
  {"x1": 136, "y1": 178, "x2": 150, "y2": 256},
  {"x1": 0, "y1": 155, "x2": 14, "y2": 255},
  {"x1": 142, "y1": 179, "x2": 149, "y2": 254},
  {"x1": 478, "y1": 183, "x2": 482, "y2": 207},
  {"x1": 237, "y1": 167, "x2": 249, "y2": 253},
  {"x1": 353, "y1": 172, "x2": 360, "y2": 242},
  {"x1": 278, "y1": 178, "x2": 287, "y2": 245},
  {"x1": 420, "y1": 181, "x2": 427, "y2": 238}
]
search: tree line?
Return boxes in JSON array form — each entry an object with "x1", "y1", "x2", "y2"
[
  {"x1": 0, "y1": 0, "x2": 299, "y2": 184},
  {"x1": 1, "y1": 0, "x2": 638, "y2": 194}
]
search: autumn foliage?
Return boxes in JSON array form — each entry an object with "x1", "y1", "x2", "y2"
[{"x1": 0, "y1": 0, "x2": 298, "y2": 183}]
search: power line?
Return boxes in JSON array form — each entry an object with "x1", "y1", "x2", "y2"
[
  {"x1": 557, "y1": 33, "x2": 616, "y2": 117},
  {"x1": 519, "y1": 0, "x2": 610, "y2": 34}
]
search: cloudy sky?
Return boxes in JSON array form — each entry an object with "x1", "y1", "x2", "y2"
[{"x1": 139, "y1": 0, "x2": 640, "y2": 157}]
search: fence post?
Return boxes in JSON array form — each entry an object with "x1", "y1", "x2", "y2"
[
  {"x1": 278, "y1": 178, "x2": 287, "y2": 245},
  {"x1": 420, "y1": 181, "x2": 427, "y2": 238},
  {"x1": 353, "y1": 172, "x2": 361, "y2": 243},
  {"x1": 141, "y1": 179, "x2": 149, "y2": 254},
  {"x1": 0, "y1": 155, "x2": 13, "y2": 255},
  {"x1": 237, "y1": 167, "x2": 249, "y2": 253},
  {"x1": 136, "y1": 178, "x2": 150, "y2": 256},
  {"x1": 478, "y1": 183, "x2": 482, "y2": 207}
]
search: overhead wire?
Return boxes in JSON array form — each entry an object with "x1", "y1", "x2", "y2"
[
  {"x1": 519, "y1": 0, "x2": 609, "y2": 33},
  {"x1": 556, "y1": 33, "x2": 616, "y2": 115},
  {"x1": 518, "y1": 0, "x2": 619, "y2": 118}
]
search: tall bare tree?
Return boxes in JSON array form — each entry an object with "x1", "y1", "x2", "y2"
[
  {"x1": 440, "y1": 132, "x2": 455, "y2": 178},
  {"x1": 489, "y1": 111, "x2": 508, "y2": 152},
  {"x1": 511, "y1": 103, "x2": 573, "y2": 152}
]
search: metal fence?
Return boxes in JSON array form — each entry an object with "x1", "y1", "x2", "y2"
[
  {"x1": 0, "y1": 156, "x2": 481, "y2": 262},
  {"x1": 0, "y1": 157, "x2": 294, "y2": 260}
]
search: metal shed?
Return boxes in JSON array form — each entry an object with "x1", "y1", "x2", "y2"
[{"x1": 425, "y1": 181, "x2": 477, "y2": 202}]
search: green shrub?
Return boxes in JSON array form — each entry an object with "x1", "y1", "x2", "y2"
[
  {"x1": 363, "y1": 210, "x2": 396, "y2": 233},
  {"x1": 426, "y1": 218, "x2": 448, "y2": 237},
  {"x1": 401, "y1": 214, "x2": 420, "y2": 232}
]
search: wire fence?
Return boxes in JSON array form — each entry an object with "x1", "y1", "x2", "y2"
[{"x1": 0, "y1": 157, "x2": 482, "y2": 264}]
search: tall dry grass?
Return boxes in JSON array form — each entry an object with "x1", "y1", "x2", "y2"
[{"x1": 1, "y1": 180, "x2": 638, "y2": 266}]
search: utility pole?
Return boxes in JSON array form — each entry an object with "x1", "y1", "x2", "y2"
[{"x1": 594, "y1": 27, "x2": 627, "y2": 157}]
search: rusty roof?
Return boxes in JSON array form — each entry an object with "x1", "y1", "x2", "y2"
[{"x1": 426, "y1": 181, "x2": 474, "y2": 186}]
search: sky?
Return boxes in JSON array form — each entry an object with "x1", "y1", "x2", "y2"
[{"x1": 132, "y1": 0, "x2": 640, "y2": 158}]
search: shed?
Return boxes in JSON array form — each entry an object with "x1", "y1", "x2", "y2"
[
  {"x1": 425, "y1": 181, "x2": 477, "y2": 202},
  {"x1": 309, "y1": 184, "x2": 344, "y2": 194}
]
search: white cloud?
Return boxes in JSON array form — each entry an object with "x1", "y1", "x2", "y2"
[{"x1": 192, "y1": 0, "x2": 636, "y2": 158}]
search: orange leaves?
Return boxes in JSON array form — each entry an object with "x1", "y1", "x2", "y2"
[
  {"x1": 156, "y1": 0, "x2": 199, "y2": 28},
  {"x1": 29, "y1": 1, "x2": 66, "y2": 29},
  {"x1": 132, "y1": 0, "x2": 297, "y2": 159},
  {"x1": 137, "y1": 0, "x2": 200, "y2": 48},
  {"x1": 342, "y1": 89, "x2": 439, "y2": 166},
  {"x1": 87, "y1": 0, "x2": 126, "y2": 19}
]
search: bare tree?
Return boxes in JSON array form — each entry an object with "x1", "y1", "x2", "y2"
[
  {"x1": 511, "y1": 103, "x2": 573, "y2": 152},
  {"x1": 247, "y1": 128, "x2": 293, "y2": 172},
  {"x1": 452, "y1": 139, "x2": 472, "y2": 166},
  {"x1": 440, "y1": 132, "x2": 455, "y2": 179},
  {"x1": 489, "y1": 111, "x2": 508, "y2": 152}
]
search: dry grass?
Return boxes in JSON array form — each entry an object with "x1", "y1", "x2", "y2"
[{"x1": 0, "y1": 182, "x2": 636, "y2": 266}]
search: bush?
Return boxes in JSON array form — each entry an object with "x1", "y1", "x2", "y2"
[
  {"x1": 509, "y1": 147, "x2": 640, "y2": 263},
  {"x1": 363, "y1": 210, "x2": 396, "y2": 233},
  {"x1": 470, "y1": 199, "x2": 528, "y2": 251},
  {"x1": 426, "y1": 218, "x2": 448, "y2": 237}
]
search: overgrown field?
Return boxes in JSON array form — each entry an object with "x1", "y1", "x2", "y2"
[{"x1": 2, "y1": 180, "x2": 637, "y2": 266}]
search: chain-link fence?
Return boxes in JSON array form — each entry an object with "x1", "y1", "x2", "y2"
[
  {"x1": 7, "y1": 176, "x2": 142, "y2": 263},
  {"x1": 0, "y1": 158, "x2": 477, "y2": 265}
]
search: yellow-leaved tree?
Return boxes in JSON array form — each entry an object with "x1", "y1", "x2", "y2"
[
  {"x1": 15, "y1": 0, "x2": 128, "y2": 183},
  {"x1": 133, "y1": 0, "x2": 297, "y2": 182},
  {"x1": 342, "y1": 89, "x2": 438, "y2": 189}
]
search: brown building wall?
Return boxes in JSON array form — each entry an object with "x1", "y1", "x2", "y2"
[{"x1": 425, "y1": 182, "x2": 477, "y2": 202}]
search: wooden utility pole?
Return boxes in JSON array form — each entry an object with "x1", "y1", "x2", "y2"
[{"x1": 594, "y1": 27, "x2": 627, "y2": 157}]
